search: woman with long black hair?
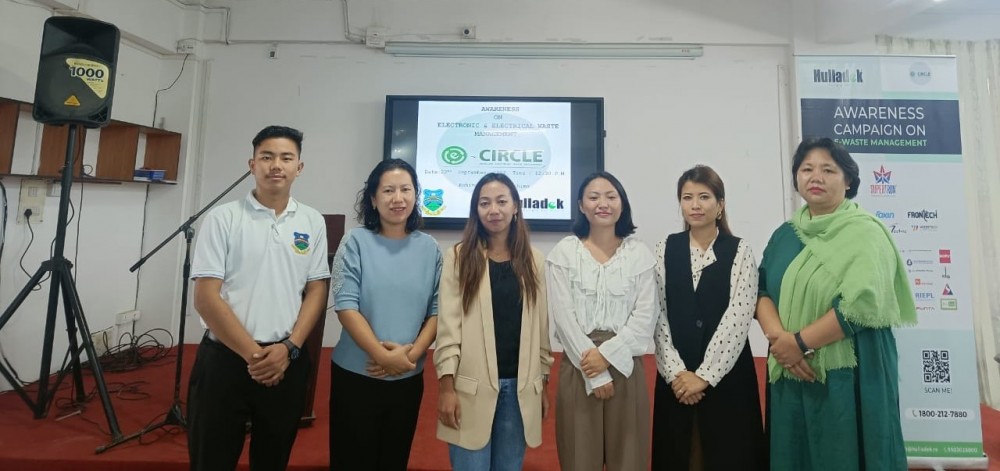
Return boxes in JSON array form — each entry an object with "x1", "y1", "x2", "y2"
[{"x1": 435, "y1": 172, "x2": 553, "y2": 471}]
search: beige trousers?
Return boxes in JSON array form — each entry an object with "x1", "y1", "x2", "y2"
[{"x1": 555, "y1": 351, "x2": 651, "y2": 471}]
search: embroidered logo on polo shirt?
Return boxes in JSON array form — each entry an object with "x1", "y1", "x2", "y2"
[{"x1": 292, "y1": 232, "x2": 311, "y2": 254}]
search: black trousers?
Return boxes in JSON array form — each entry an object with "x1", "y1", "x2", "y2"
[
  {"x1": 328, "y1": 362, "x2": 424, "y2": 471},
  {"x1": 187, "y1": 337, "x2": 309, "y2": 471},
  {"x1": 651, "y1": 348, "x2": 767, "y2": 471}
]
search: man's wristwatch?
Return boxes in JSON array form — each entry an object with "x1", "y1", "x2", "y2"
[
  {"x1": 281, "y1": 339, "x2": 301, "y2": 360},
  {"x1": 794, "y1": 331, "x2": 816, "y2": 358}
]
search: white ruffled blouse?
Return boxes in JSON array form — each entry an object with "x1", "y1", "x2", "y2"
[{"x1": 546, "y1": 235, "x2": 658, "y2": 394}]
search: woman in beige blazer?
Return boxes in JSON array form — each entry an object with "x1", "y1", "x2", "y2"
[{"x1": 434, "y1": 173, "x2": 554, "y2": 471}]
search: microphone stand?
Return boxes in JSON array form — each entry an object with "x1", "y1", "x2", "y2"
[{"x1": 101, "y1": 170, "x2": 251, "y2": 452}]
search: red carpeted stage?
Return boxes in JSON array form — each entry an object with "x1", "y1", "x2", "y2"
[{"x1": 0, "y1": 346, "x2": 996, "y2": 470}]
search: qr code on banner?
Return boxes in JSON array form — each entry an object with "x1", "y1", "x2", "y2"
[{"x1": 922, "y1": 349, "x2": 951, "y2": 384}]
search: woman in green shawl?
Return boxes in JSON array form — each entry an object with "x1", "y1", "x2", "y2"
[{"x1": 756, "y1": 137, "x2": 916, "y2": 470}]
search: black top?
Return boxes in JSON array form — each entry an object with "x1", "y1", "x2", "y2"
[
  {"x1": 663, "y1": 232, "x2": 739, "y2": 370},
  {"x1": 489, "y1": 259, "x2": 523, "y2": 379},
  {"x1": 653, "y1": 232, "x2": 768, "y2": 470}
]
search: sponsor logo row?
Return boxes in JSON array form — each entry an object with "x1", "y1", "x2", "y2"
[{"x1": 908, "y1": 249, "x2": 957, "y2": 311}]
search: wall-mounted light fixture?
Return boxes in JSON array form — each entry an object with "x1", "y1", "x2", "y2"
[{"x1": 383, "y1": 41, "x2": 703, "y2": 59}]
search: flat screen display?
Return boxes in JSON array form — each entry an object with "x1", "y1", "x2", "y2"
[{"x1": 384, "y1": 95, "x2": 605, "y2": 231}]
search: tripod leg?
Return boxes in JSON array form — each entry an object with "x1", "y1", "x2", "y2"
[
  {"x1": 35, "y1": 124, "x2": 80, "y2": 417},
  {"x1": 60, "y1": 264, "x2": 123, "y2": 439},
  {"x1": 35, "y1": 264, "x2": 66, "y2": 418},
  {"x1": 0, "y1": 265, "x2": 52, "y2": 411},
  {"x1": 58, "y1": 268, "x2": 88, "y2": 404},
  {"x1": 0, "y1": 265, "x2": 50, "y2": 330}
]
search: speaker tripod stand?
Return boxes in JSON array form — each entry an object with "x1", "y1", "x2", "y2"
[{"x1": 0, "y1": 124, "x2": 126, "y2": 452}]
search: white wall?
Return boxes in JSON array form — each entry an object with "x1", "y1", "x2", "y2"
[
  {"x1": 220, "y1": 0, "x2": 791, "y2": 45},
  {"x1": 0, "y1": 0, "x2": 201, "y2": 392},
  {"x1": 885, "y1": 11, "x2": 1000, "y2": 41}
]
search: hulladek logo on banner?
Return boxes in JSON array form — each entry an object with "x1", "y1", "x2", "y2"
[
  {"x1": 797, "y1": 55, "x2": 985, "y2": 469},
  {"x1": 813, "y1": 68, "x2": 864, "y2": 83}
]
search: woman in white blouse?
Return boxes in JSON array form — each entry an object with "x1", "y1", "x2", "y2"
[
  {"x1": 652, "y1": 165, "x2": 767, "y2": 470},
  {"x1": 547, "y1": 172, "x2": 658, "y2": 471}
]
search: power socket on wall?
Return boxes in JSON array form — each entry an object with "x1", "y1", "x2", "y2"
[
  {"x1": 16, "y1": 179, "x2": 48, "y2": 224},
  {"x1": 116, "y1": 309, "x2": 141, "y2": 325},
  {"x1": 365, "y1": 27, "x2": 386, "y2": 48},
  {"x1": 176, "y1": 39, "x2": 198, "y2": 55},
  {"x1": 90, "y1": 327, "x2": 113, "y2": 357}
]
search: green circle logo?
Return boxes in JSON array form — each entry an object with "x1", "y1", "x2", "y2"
[{"x1": 441, "y1": 146, "x2": 468, "y2": 165}]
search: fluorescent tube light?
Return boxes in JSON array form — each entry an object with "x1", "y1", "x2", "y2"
[{"x1": 383, "y1": 42, "x2": 703, "y2": 59}]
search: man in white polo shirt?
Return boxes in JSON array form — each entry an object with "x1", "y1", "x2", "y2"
[{"x1": 187, "y1": 125, "x2": 331, "y2": 471}]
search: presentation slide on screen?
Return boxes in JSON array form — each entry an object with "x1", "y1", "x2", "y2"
[{"x1": 415, "y1": 101, "x2": 573, "y2": 219}]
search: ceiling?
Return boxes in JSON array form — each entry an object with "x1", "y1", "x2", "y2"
[{"x1": 928, "y1": 0, "x2": 1000, "y2": 13}]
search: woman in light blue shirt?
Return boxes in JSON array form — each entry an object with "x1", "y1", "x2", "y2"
[{"x1": 329, "y1": 159, "x2": 442, "y2": 471}]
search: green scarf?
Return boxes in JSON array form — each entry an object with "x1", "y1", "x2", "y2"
[{"x1": 767, "y1": 199, "x2": 917, "y2": 383}]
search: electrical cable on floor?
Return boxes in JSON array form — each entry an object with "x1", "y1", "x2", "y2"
[
  {"x1": 2, "y1": 325, "x2": 178, "y2": 438},
  {"x1": 50, "y1": 325, "x2": 176, "y2": 436},
  {"x1": 99, "y1": 327, "x2": 175, "y2": 373}
]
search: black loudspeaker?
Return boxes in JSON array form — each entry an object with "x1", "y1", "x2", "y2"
[{"x1": 32, "y1": 17, "x2": 120, "y2": 128}]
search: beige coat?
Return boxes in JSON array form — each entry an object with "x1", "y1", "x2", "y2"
[{"x1": 434, "y1": 245, "x2": 553, "y2": 450}]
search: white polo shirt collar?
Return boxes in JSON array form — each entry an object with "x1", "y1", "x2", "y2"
[{"x1": 246, "y1": 190, "x2": 298, "y2": 218}]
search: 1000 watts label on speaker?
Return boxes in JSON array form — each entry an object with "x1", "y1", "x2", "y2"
[
  {"x1": 35, "y1": 53, "x2": 113, "y2": 123},
  {"x1": 65, "y1": 58, "x2": 110, "y2": 98}
]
